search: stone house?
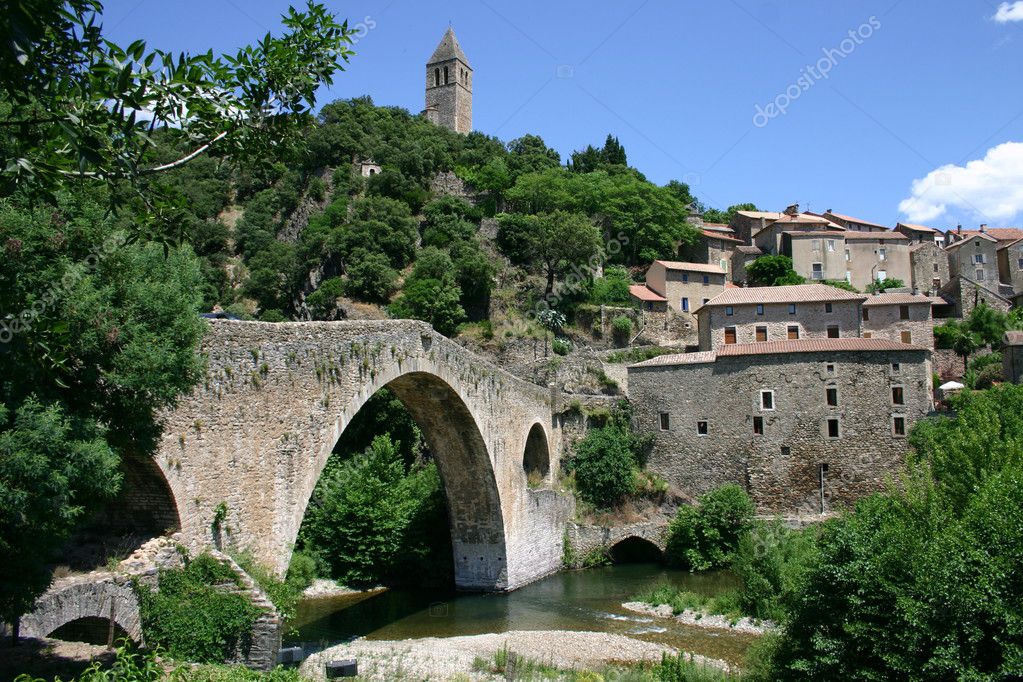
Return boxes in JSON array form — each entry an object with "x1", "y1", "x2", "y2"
[
  {"x1": 861, "y1": 292, "x2": 939, "y2": 348},
  {"x1": 695, "y1": 284, "x2": 865, "y2": 351},
  {"x1": 678, "y1": 224, "x2": 743, "y2": 279},
  {"x1": 628, "y1": 338, "x2": 933, "y2": 513},
  {"x1": 731, "y1": 245, "x2": 763, "y2": 285},
  {"x1": 629, "y1": 284, "x2": 667, "y2": 313},
  {"x1": 843, "y1": 231, "x2": 913, "y2": 290},
  {"x1": 946, "y1": 232, "x2": 1001, "y2": 288},
  {"x1": 896, "y1": 222, "x2": 946, "y2": 247},
  {"x1": 751, "y1": 210, "x2": 843, "y2": 256},
  {"x1": 644, "y1": 260, "x2": 727, "y2": 315},
  {"x1": 909, "y1": 241, "x2": 951, "y2": 295},
  {"x1": 730, "y1": 210, "x2": 785, "y2": 245},
  {"x1": 781, "y1": 231, "x2": 847, "y2": 282},
  {"x1": 945, "y1": 225, "x2": 1023, "y2": 250},
  {"x1": 996, "y1": 237, "x2": 1023, "y2": 296}
]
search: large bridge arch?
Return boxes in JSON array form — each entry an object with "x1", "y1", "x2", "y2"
[
  {"x1": 18, "y1": 575, "x2": 142, "y2": 643},
  {"x1": 155, "y1": 320, "x2": 573, "y2": 591}
]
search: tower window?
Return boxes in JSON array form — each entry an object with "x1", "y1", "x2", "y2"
[
  {"x1": 893, "y1": 416, "x2": 906, "y2": 437},
  {"x1": 697, "y1": 420, "x2": 709, "y2": 436},
  {"x1": 659, "y1": 412, "x2": 670, "y2": 431},
  {"x1": 760, "y1": 390, "x2": 775, "y2": 411},
  {"x1": 826, "y1": 386, "x2": 838, "y2": 407},
  {"x1": 826, "y1": 418, "x2": 841, "y2": 439},
  {"x1": 435, "y1": 68, "x2": 441, "y2": 86},
  {"x1": 444, "y1": 66, "x2": 449, "y2": 84},
  {"x1": 753, "y1": 416, "x2": 764, "y2": 435},
  {"x1": 891, "y1": 386, "x2": 905, "y2": 405}
]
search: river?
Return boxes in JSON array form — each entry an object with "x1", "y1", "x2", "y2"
[{"x1": 286, "y1": 564, "x2": 759, "y2": 668}]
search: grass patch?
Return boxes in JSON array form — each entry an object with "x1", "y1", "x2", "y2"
[
  {"x1": 635, "y1": 584, "x2": 744, "y2": 621},
  {"x1": 605, "y1": 347, "x2": 677, "y2": 364}
]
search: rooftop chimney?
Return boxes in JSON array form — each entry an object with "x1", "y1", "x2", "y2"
[
  {"x1": 980, "y1": 224, "x2": 988, "y2": 232},
  {"x1": 957, "y1": 224, "x2": 962, "y2": 235},
  {"x1": 784, "y1": 203, "x2": 799, "y2": 216}
]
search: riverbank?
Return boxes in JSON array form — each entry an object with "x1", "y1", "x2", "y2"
[
  {"x1": 622, "y1": 601, "x2": 775, "y2": 636},
  {"x1": 300, "y1": 578, "x2": 384, "y2": 600},
  {"x1": 299, "y1": 630, "x2": 732, "y2": 681}
]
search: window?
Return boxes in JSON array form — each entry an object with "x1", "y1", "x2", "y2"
[
  {"x1": 724, "y1": 326, "x2": 737, "y2": 344},
  {"x1": 787, "y1": 325, "x2": 800, "y2": 340},
  {"x1": 933, "y1": 262, "x2": 940, "y2": 273},
  {"x1": 703, "y1": 298, "x2": 710, "y2": 305},
  {"x1": 901, "y1": 330, "x2": 913, "y2": 344},
  {"x1": 845, "y1": 248, "x2": 851, "y2": 262},
  {"x1": 893, "y1": 416, "x2": 906, "y2": 437},
  {"x1": 812, "y1": 239, "x2": 821, "y2": 252},
  {"x1": 682, "y1": 273, "x2": 689, "y2": 283},
  {"x1": 892, "y1": 362, "x2": 901, "y2": 372},
  {"x1": 899, "y1": 305, "x2": 910, "y2": 320},
  {"x1": 659, "y1": 412, "x2": 670, "y2": 431},
  {"x1": 862, "y1": 308, "x2": 870, "y2": 321},
  {"x1": 827, "y1": 240, "x2": 836, "y2": 252},
  {"x1": 681, "y1": 297, "x2": 690, "y2": 312},
  {"x1": 697, "y1": 420, "x2": 709, "y2": 436},
  {"x1": 932, "y1": 277, "x2": 941, "y2": 288},
  {"x1": 1018, "y1": 258, "x2": 1023, "y2": 269},
  {"x1": 753, "y1": 416, "x2": 764, "y2": 435},
  {"x1": 756, "y1": 326, "x2": 768, "y2": 342},
  {"x1": 703, "y1": 275, "x2": 710, "y2": 285},
  {"x1": 976, "y1": 268, "x2": 985, "y2": 281},
  {"x1": 720, "y1": 259, "x2": 729, "y2": 271},
  {"x1": 781, "y1": 445, "x2": 791, "y2": 457},
  {"x1": 826, "y1": 386, "x2": 838, "y2": 406},
  {"x1": 863, "y1": 331, "x2": 873, "y2": 338},
  {"x1": 892, "y1": 386, "x2": 905, "y2": 405},
  {"x1": 827, "y1": 325, "x2": 840, "y2": 338},
  {"x1": 826, "y1": 363, "x2": 836, "y2": 374},
  {"x1": 845, "y1": 271, "x2": 852, "y2": 283},
  {"x1": 761, "y1": 390, "x2": 775, "y2": 411},
  {"x1": 756, "y1": 304, "x2": 765, "y2": 315},
  {"x1": 812, "y1": 263, "x2": 824, "y2": 280},
  {"x1": 435, "y1": 68, "x2": 440, "y2": 85},
  {"x1": 789, "y1": 304, "x2": 797, "y2": 315},
  {"x1": 879, "y1": 248, "x2": 887, "y2": 261},
  {"x1": 444, "y1": 65, "x2": 449, "y2": 84},
  {"x1": 877, "y1": 270, "x2": 888, "y2": 281},
  {"x1": 825, "y1": 302, "x2": 833, "y2": 313},
  {"x1": 974, "y1": 253, "x2": 985, "y2": 264},
  {"x1": 826, "y1": 418, "x2": 841, "y2": 439},
  {"x1": 646, "y1": 302, "x2": 653, "y2": 311},
  {"x1": 725, "y1": 306, "x2": 734, "y2": 316}
]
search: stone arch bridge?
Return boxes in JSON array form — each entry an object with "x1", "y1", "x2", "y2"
[{"x1": 153, "y1": 319, "x2": 572, "y2": 591}]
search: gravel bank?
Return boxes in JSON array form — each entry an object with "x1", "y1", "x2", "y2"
[
  {"x1": 299, "y1": 630, "x2": 731, "y2": 681},
  {"x1": 622, "y1": 601, "x2": 775, "y2": 635},
  {"x1": 300, "y1": 578, "x2": 384, "y2": 600}
]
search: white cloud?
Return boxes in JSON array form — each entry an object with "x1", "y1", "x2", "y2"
[
  {"x1": 898, "y1": 141, "x2": 1023, "y2": 224},
  {"x1": 993, "y1": 1, "x2": 1023, "y2": 23}
]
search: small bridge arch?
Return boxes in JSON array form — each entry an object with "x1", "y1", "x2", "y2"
[{"x1": 19, "y1": 575, "x2": 142, "y2": 643}]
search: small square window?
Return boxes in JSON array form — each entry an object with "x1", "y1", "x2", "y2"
[
  {"x1": 826, "y1": 363, "x2": 836, "y2": 374},
  {"x1": 893, "y1": 416, "x2": 906, "y2": 437},
  {"x1": 899, "y1": 305, "x2": 910, "y2": 320},
  {"x1": 756, "y1": 304, "x2": 765, "y2": 315},
  {"x1": 761, "y1": 390, "x2": 775, "y2": 411},
  {"x1": 682, "y1": 273, "x2": 689, "y2": 283},
  {"x1": 892, "y1": 362, "x2": 901, "y2": 372},
  {"x1": 789, "y1": 304, "x2": 797, "y2": 315},
  {"x1": 724, "y1": 326, "x2": 737, "y2": 344},
  {"x1": 826, "y1": 418, "x2": 840, "y2": 439},
  {"x1": 725, "y1": 306, "x2": 734, "y2": 316},
  {"x1": 826, "y1": 386, "x2": 838, "y2": 406},
  {"x1": 753, "y1": 416, "x2": 764, "y2": 436},
  {"x1": 863, "y1": 331, "x2": 873, "y2": 339},
  {"x1": 697, "y1": 420, "x2": 709, "y2": 436},
  {"x1": 781, "y1": 445, "x2": 791, "y2": 457},
  {"x1": 787, "y1": 325, "x2": 800, "y2": 340},
  {"x1": 825, "y1": 302, "x2": 833, "y2": 313},
  {"x1": 901, "y1": 331, "x2": 913, "y2": 344},
  {"x1": 862, "y1": 308, "x2": 870, "y2": 321},
  {"x1": 703, "y1": 275, "x2": 710, "y2": 285},
  {"x1": 659, "y1": 412, "x2": 670, "y2": 431},
  {"x1": 827, "y1": 325, "x2": 840, "y2": 339},
  {"x1": 892, "y1": 386, "x2": 905, "y2": 405},
  {"x1": 756, "y1": 326, "x2": 768, "y2": 342},
  {"x1": 934, "y1": 263, "x2": 940, "y2": 272}
]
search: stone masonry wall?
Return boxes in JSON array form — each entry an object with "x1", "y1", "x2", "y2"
[
  {"x1": 628, "y1": 349, "x2": 932, "y2": 514},
  {"x1": 155, "y1": 320, "x2": 571, "y2": 591},
  {"x1": 699, "y1": 300, "x2": 862, "y2": 351},
  {"x1": 862, "y1": 302, "x2": 935, "y2": 348}
]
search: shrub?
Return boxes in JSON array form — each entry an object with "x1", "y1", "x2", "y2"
[
  {"x1": 611, "y1": 315, "x2": 633, "y2": 334},
  {"x1": 137, "y1": 554, "x2": 262, "y2": 663},
  {"x1": 565, "y1": 404, "x2": 650, "y2": 508},
  {"x1": 589, "y1": 266, "x2": 632, "y2": 305},
  {"x1": 230, "y1": 550, "x2": 316, "y2": 623},
  {"x1": 732, "y1": 521, "x2": 819, "y2": 621},
  {"x1": 345, "y1": 250, "x2": 398, "y2": 303},
  {"x1": 665, "y1": 485, "x2": 755, "y2": 571},
  {"x1": 552, "y1": 338, "x2": 571, "y2": 356},
  {"x1": 305, "y1": 277, "x2": 345, "y2": 320},
  {"x1": 865, "y1": 277, "x2": 905, "y2": 293}
]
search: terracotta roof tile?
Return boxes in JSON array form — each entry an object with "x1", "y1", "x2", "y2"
[
  {"x1": 825, "y1": 211, "x2": 889, "y2": 229},
  {"x1": 630, "y1": 350, "x2": 718, "y2": 367},
  {"x1": 629, "y1": 285, "x2": 666, "y2": 302},
  {"x1": 701, "y1": 230, "x2": 743, "y2": 243},
  {"x1": 702, "y1": 223, "x2": 733, "y2": 232},
  {"x1": 699, "y1": 284, "x2": 866, "y2": 307},
  {"x1": 897, "y1": 222, "x2": 939, "y2": 234},
  {"x1": 736, "y1": 245, "x2": 763, "y2": 254},
  {"x1": 629, "y1": 337, "x2": 927, "y2": 368},
  {"x1": 862, "y1": 293, "x2": 943, "y2": 306},
  {"x1": 956, "y1": 228, "x2": 1023, "y2": 242},
  {"x1": 653, "y1": 260, "x2": 727, "y2": 275},
  {"x1": 842, "y1": 231, "x2": 908, "y2": 241}
]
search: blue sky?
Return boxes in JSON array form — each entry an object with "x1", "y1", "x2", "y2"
[{"x1": 101, "y1": 1, "x2": 1023, "y2": 230}]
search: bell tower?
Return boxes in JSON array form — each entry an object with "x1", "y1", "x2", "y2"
[{"x1": 424, "y1": 27, "x2": 472, "y2": 134}]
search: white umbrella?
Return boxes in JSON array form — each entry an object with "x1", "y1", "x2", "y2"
[{"x1": 939, "y1": 381, "x2": 965, "y2": 391}]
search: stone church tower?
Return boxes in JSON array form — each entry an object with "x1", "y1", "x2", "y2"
[{"x1": 424, "y1": 27, "x2": 472, "y2": 134}]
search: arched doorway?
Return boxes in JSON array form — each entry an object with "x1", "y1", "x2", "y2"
[
  {"x1": 295, "y1": 372, "x2": 509, "y2": 591},
  {"x1": 609, "y1": 536, "x2": 663, "y2": 564}
]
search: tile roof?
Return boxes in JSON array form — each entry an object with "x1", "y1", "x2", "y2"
[
  {"x1": 735, "y1": 211, "x2": 785, "y2": 220},
  {"x1": 787, "y1": 230, "x2": 849, "y2": 238},
  {"x1": 772, "y1": 214, "x2": 837, "y2": 226},
  {"x1": 699, "y1": 284, "x2": 866, "y2": 307},
  {"x1": 842, "y1": 231, "x2": 908, "y2": 241},
  {"x1": 862, "y1": 293, "x2": 943, "y2": 306},
  {"x1": 629, "y1": 337, "x2": 927, "y2": 368},
  {"x1": 429, "y1": 27, "x2": 471, "y2": 66},
  {"x1": 897, "y1": 222, "x2": 939, "y2": 234},
  {"x1": 701, "y1": 229, "x2": 743, "y2": 243},
  {"x1": 736, "y1": 245, "x2": 763, "y2": 254},
  {"x1": 629, "y1": 285, "x2": 666, "y2": 302},
  {"x1": 998, "y1": 236, "x2": 1023, "y2": 251},
  {"x1": 824, "y1": 211, "x2": 889, "y2": 229},
  {"x1": 945, "y1": 233, "x2": 998, "y2": 250},
  {"x1": 653, "y1": 260, "x2": 727, "y2": 274},
  {"x1": 701, "y1": 222, "x2": 733, "y2": 232},
  {"x1": 956, "y1": 228, "x2": 1023, "y2": 243}
]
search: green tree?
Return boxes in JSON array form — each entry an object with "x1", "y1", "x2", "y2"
[
  {"x1": 701, "y1": 203, "x2": 758, "y2": 225},
  {"x1": 566, "y1": 403, "x2": 650, "y2": 508},
  {"x1": 664, "y1": 484, "x2": 755, "y2": 571},
  {"x1": 865, "y1": 277, "x2": 905, "y2": 293},
  {"x1": 746, "y1": 255, "x2": 803, "y2": 287},
  {"x1": 389, "y1": 278, "x2": 465, "y2": 337},
  {"x1": 243, "y1": 241, "x2": 300, "y2": 315},
  {"x1": 590, "y1": 266, "x2": 633, "y2": 305},
  {"x1": 344, "y1": 251, "x2": 398, "y2": 303},
  {"x1": 934, "y1": 319, "x2": 982, "y2": 368},
  {"x1": 534, "y1": 211, "x2": 603, "y2": 295}
]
